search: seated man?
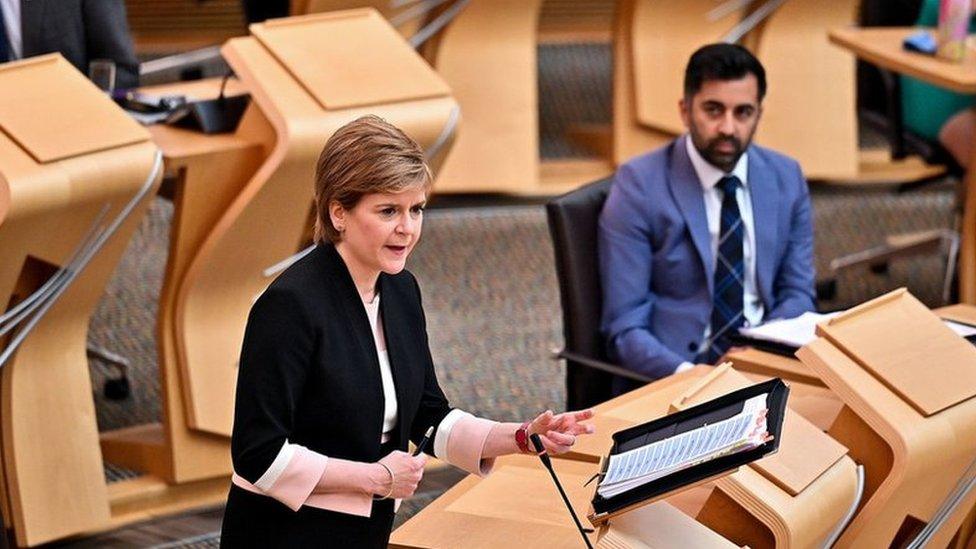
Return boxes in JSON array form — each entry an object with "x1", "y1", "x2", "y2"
[{"x1": 599, "y1": 43, "x2": 815, "y2": 393}]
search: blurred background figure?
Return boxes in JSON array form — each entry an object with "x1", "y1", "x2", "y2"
[{"x1": 0, "y1": 0, "x2": 140, "y2": 88}]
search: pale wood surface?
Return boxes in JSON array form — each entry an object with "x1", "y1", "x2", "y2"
[
  {"x1": 391, "y1": 455, "x2": 599, "y2": 548},
  {"x1": 631, "y1": 0, "x2": 742, "y2": 136},
  {"x1": 560, "y1": 365, "x2": 857, "y2": 549},
  {"x1": 611, "y1": 0, "x2": 690, "y2": 165},
  {"x1": 797, "y1": 290, "x2": 976, "y2": 547},
  {"x1": 753, "y1": 0, "x2": 859, "y2": 180},
  {"x1": 252, "y1": 11, "x2": 450, "y2": 110},
  {"x1": 391, "y1": 454, "x2": 735, "y2": 548},
  {"x1": 431, "y1": 0, "x2": 543, "y2": 193},
  {"x1": 0, "y1": 55, "x2": 159, "y2": 546},
  {"x1": 819, "y1": 289, "x2": 976, "y2": 416},
  {"x1": 0, "y1": 56, "x2": 147, "y2": 164},
  {"x1": 829, "y1": 27, "x2": 976, "y2": 95},
  {"x1": 828, "y1": 26, "x2": 976, "y2": 304},
  {"x1": 724, "y1": 347, "x2": 823, "y2": 386},
  {"x1": 173, "y1": 12, "x2": 457, "y2": 436}
]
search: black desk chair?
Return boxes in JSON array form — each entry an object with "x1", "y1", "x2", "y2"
[{"x1": 546, "y1": 177, "x2": 652, "y2": 410}]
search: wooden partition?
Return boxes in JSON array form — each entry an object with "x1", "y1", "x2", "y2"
[
  {"x1": 0, "y1": 55, "x2": 161, "y2": 546},
  {"x1": 796, "y1": 289, "x2": 976, "y2": 547},
  {"x1": 613, "y1": 0, "x2": 743, "y2": 165},
  {"x1": 751, "y1": 0, "x2": 858, "y2": 181},
  {"x1": 567, "y1": 365, "x2": 859, "y2": 549},
  {"x1": 430, "y1": 0, "x2": 544, "y2": 194}
]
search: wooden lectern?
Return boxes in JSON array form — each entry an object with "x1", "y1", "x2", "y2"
[
  {"x1": 390, "y1": 454, "x2": 738, "y2": 548},
  {"x1": 0, "y1": 55, "x2": 161, "y2": 546},
  {"x1": 796, "y1": 289, "x2": 976, "y2": 547},
  {"x1": 100, "y1": 9, "x2": 459, "y2": 489},
  {"x1": 566, "y1": 366, "x2": 860, "y2": 549}
]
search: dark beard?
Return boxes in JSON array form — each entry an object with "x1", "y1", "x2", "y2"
[{"x1": 699, "y1": 136, "x2": 744, "y2": 173}]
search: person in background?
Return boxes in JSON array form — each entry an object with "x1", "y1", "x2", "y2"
[
  {"x1": 599, "y1": 43, "x2": 816, "y2": 395},
  {"x1": 0, "y1": 0, "x2": 140, "y2": 89},
  {"x1": 221, "y1": 115, "x2": 594, "y2": 547},
  {"x1": 901, "y1": 0, "x2": 976, "y2": 169}
]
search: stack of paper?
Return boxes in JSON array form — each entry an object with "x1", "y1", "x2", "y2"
[
  {"x1": 738, "y1": 311, "x2": 839, "y2": 348},
  {"x1": 597, "y1": 394, "x2": 769, "y2": 499},
  {"x1": 739, "y1": 311, "x2": 976, "y2": 348}
]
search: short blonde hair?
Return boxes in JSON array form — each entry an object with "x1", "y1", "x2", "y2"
[{"x1": 313, "y1": 115, "x2": 432, "y2": 243}]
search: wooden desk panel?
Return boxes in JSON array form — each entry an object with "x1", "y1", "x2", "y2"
[{"x1": 828, "y1": 26, "x2": 976, "y2": 303}]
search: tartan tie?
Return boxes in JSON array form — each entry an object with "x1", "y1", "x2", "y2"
[
  {"x1": 703, "y1": 175, "x2": 745, "y2": 363},
  {"x1": 0, "y1": 3, "x2": 9, "y2": 63}
]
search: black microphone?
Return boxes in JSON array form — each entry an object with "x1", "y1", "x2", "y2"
[{"x1": 529, "y1": 433, "x2": 594, "y2": 549}]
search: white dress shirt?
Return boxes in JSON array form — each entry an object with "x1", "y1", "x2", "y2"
[
  {"x1": 677, "y1": 137, "x2": 764, "y2": 372},
  {"x1": 0, "y1": 0, "x2": 22, "y2": 60}
]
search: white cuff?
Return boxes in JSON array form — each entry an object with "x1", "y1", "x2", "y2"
[
  {"x1": 674, "y1": 362, "x2": 695, "y2": 374},
  {"x1": 254, "y1": 440, "x2": 297, "y2": 491},
  {"x1": 433, "y1": 409, "x2": 471, "y2": 461}
]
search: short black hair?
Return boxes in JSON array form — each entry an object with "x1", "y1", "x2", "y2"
[{"x1": 684, "y1": 43, "x2": 766, "y2": 102}]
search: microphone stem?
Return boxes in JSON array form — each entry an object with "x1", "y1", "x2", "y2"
[{"x1": 540, "y1": 460, "x2": 594, "y2": 549}]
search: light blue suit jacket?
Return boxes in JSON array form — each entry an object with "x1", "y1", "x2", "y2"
[{"x1": 598, "y1": 136, "x2": 816, "y2": 386}]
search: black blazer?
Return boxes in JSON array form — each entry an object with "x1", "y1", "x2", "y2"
[
  {"x1": 231, "y1": 243, "x2": 454, "y2": 484},
  {"x1": 21, "y1": 0, "x2": 140, "y2": 89}
]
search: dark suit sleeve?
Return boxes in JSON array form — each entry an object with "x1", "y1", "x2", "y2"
[
  {"x1": 408, "y1": 275, "x2": 454, "y2": 455},
  {"x1": 767, "y1": 161, "x2": 817, "y2": 320},
  {"x1": 82, "y1": 0, "x2": 140, "y2": 88},
  {"x1": 231, "y1": 286, "x2": 315, "y2": 483}
]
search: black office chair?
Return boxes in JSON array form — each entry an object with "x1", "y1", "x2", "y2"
[{"x1": 546, "y1": 178, "x2": 652, "y2": 410}]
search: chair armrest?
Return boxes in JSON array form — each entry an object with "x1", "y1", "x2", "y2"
[{"x1": 554, "y1": 349, "x2": 654, "y2": 384}]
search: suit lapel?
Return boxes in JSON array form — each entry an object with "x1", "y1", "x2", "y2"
[
  {"x1": 747, "y1": 149, "x2": 778, "y2": 309},
  {"x1": 378, "y1": 275, "x2": 411, "y2": 447},
  {"x1": 20, "y1": 0, "x2": 44, "y2": 57},
  {"x1": 669, "y1": 136, "x2": 714, "y2": 295},
  {"x1": 319, "y1": 245, "x2": 386, "y2": 441}
]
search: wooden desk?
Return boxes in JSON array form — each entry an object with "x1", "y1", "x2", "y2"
[
  {"x1": 0, "y1": 55, "x2": 162, "y2": 546},
  {"x1": 390, "y1": 454, "x2": 737, "y2": 548},
  {"x1": 562, "y1": 366, "x2": 858, "y2": 549},
  {"x1": 829, "y1": 26, "x2": 976, "y2": 304},
  {"x1": 797, "y1": 290, "x2": 976, "y2": 547},
  {"x1": 100, "y1": 78, "x2": 265, "y2": 485}
]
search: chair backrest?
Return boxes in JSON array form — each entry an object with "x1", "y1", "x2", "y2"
[{"x1": 546, "y1": 177, "x2": 614, "y2": 410}]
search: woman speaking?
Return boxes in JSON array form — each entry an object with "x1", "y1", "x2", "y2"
[{"x1": 220, "y1": 115, "x2": 594, "y2": 547}]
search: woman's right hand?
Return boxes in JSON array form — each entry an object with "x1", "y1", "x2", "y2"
[{"x1": 372, "y1": 450, "x2": 427, "y2": 499}]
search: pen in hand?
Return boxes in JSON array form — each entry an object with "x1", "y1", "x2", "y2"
[{"x1": 413, "y1": 426, "x2": 434, "y2": 457}]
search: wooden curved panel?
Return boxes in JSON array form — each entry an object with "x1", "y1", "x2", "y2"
[
  {"x1": 431, "y1": 0, "x2": 543, "y2": 194},
  {"x1": 752, "y1": 0, "x2": 858, "y2": 180},
  {"x1": 613, "y1": 0, "x2": 698, "y2": 164},
  {"x1": 798, "y1": 298, "x2": 976, "y2": 548},
  {"x1": 631, "y1": 0, "x2": 741, "y2": 136},
  {"x1": 0, "y1": 74, "x2": 158, "y2": 544},
  {"x1": 174, "y1": 13, "x2": 458, "y2": 436}
]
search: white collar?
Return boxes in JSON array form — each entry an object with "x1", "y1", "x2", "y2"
[{"x1": 684, "y1": 135, "x2": 749, "y2": 191}]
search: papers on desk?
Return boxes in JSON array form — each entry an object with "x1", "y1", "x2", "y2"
[
  {"x1": 739, "y1": 312, "x2": 976, "y2": 349},
  {"x1": 944, "y1": 319, "x2": 976, "y2": 338},
  {"x1": 738, "y1": 311, "x2": 839, "y2": 348},
  {"x1": 597, "y1": 394, "x2": 769, "y2": 499}
]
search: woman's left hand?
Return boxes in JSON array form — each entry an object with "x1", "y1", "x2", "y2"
[{"x1": 528, "y1": 409, "x2": 595, "y2": 455}]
